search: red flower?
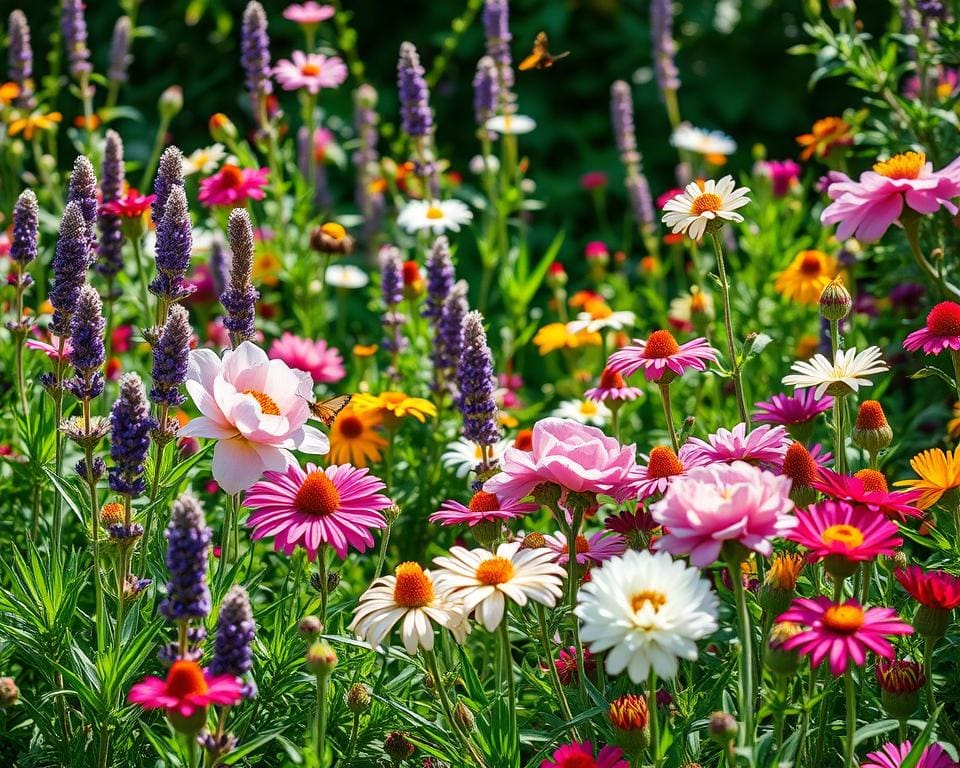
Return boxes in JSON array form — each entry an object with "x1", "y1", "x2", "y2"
[
  {"x1": 895, "y1": 566, "x2": 960, "y2": 610},
  {"x1": 101, "y1": 189, "x2": 156, "y2": 218}
]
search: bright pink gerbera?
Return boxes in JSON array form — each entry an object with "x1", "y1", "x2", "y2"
[
  {"x1": 786, "y1": 500, "x2": 902, "y2": 564},
  {"x1": 814, "y1": 468, "x2": 922, "y2": 521},
  {"x1": 430, "y1": 490, "x2": 537, "y2": 528},
  {"x1": 198, "y1": 165, "x2": 269, "y2": 208},
  {"x1": 544, "y1": 529, "x2": 627, "y2": 566},
  {"x1": 483, "y1": 418, "x2": 636, "y2": 500},
  {"x1": 650, "y1": 461, "x2": 795, "y2": 567},
  {"x1": 584, "y1": 367, "x2": 644, "y2": 403},
  {"x1": 128, "y1": 660, "x2": 243, "y2": 724},
  {"x1": 754, "y1": 388, "x2": 834, "y2": 428},
  {"x1": 622, "y1": 444, "x2": 707, "y2": 501},
  {"x1": 268, "y1": 332, "x2": 345, "y2": 384},
  {"x1": 776, "y1": 597, "x2": 913, "y2": 676},
  {"x1": 821, "y1": 151, "x2": 960, "y2": 243},
  {"x1": 273, "y1": 51, "x2": 347, "y2": 94},
  {"x1": 25, "y1": 333, "x2": 72, "y2": 360},
  {"x1": 541, "y1": 741, "x2": 628, "y2": 768},
  {"x1": 684, "y1": 422, "x2": 791, "y2": 468},
  {"x1": 894, "y1": 566, "x2": 960, "y2": 610},
  {"x1": 101, "y1": 189, "x2": 156, "y2": 218},
  {"x1": 282, "y1": 1, "x2": 335, "y2": 24},
  {"x1": 244, "y1": 462, "x2": 391, "y2": 560},
  {"x1": 904, "y1": 301, "x2": 960, "y2": 355},
  {"x1": 862, "y1": 740, "x2": 959, "y2": 768},
  {"x1": 607, "y1": 329, "x2": 718, "y2": 382}
]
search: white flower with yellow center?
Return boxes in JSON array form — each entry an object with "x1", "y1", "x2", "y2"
[
  {"x1": 183, "y1": 143, "x2": 227, "y2": 176},
  {"x1": 552, "y1": 398, "x2": 611, "y2": 426},
  {"x1": 782, "y1": 346, "x2": 889, "y2": 399},
  {"x1": 349, "y1": 562, "x2": 470, "y2": 654},
  {"x1": 576, "y1": 549, "x2": 719, "y2": 682},
  {"x1": 441, "y1": 437, "x2": 510, "y2": 478},
  {"x1": 324, "y1": 264, "x2": 369, "y2": 289},
  {"x1": 670, "y1": 123, "x2": 737, "y2": 156},
  {"x1": 432, "y1": 542, "x2": 565, "y2": 631},
  {"x1": 397, "y1": 199, "x2": 473, "y2": 235},
  {"x1": 662, "y1": 177, "x2": 751, "y2": 241},
  {"x1": 566, "y1": 307, "x2": 636, "y2": 334},
  {"x1": 484, "y1": 114, "x2": 537, "y2": 135}
]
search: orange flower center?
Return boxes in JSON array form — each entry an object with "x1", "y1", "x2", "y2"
[
  {"x1": 294, "y1": 471, "x2": 341, "y2": 516},
  {"x1": 522, "y1": 532, "x2": 546, "y2": 549},
  {"x1": 647, "y1": 446, "x2": 683, "y2": 479},
  {"x1": 926, "y1": 301, "x2": 960, "y2": 337},
  {"x1": 219, "y1": 164, "x2": 245, "y2": 188},
  {"x1": 100, "y1": 501, "x2": 125, "y2": 525},
  {"x1": 514, "y1": 429, "x2": 534, "y2": 451},
  {"x1": 690, "y1": 291, "x2": 708, "y2": 313},
  {"x1": 165, "y1": 660, "x2": 209, "y2": 698},
  {"x1": 468, "y1": 490, "x2": 501, "y2": 513},
  {"x1": 820, "y1": 523, "x2": 864, "y2": 548},
  {"x1": 561, "y1": 535, "x2": 590, "y2": 555},
  {"x1": 873, "y1": 151, "x2": 925, "y2": 180},
  {"x1": 425, "y1": 206, "x2": 445, "y2": 220},
  {"x1": 690, "y1": 192, "x2": 723, "y2": 215},
  {"x1": 822, "y1": 604, "x2": 865, "y2": 634},
  {"x1": 584, "y1": 299, "x2": 613, "y2": 319},
  {"x1": 855, "y1": 400, "x2": 889, "y2": 430},
  {"x1": 392, "y1": 562, "x2": 434, "y2": 608},
  {"x1": 337, "y1": 414, "x2": 364, "y2": 439},
  {"x1": 301, "y1": 62, "x2": 322, "y2": 76},
  {"x1": 644, "y1": 329, "x2": 680, "y2": 359},
  {"x1": 475, "y1": 556, "x2": 515, "y2": 585},
  {"x1": 599, "y1": 368, "x2": 626, "y2": 389},
  {"x1": 782, "y1": 442, "x2": 818, "y2": 486},
  {"x1": 854, "y1": 469, "x2": 888, "y2": 493},
  {"x1": 243, "y1": 389, "x2": 281, "y2": 416},
  {"x1": 631, "y1": 589, "x2": 667, "y2": 613},
  {"x1": 799, "y1": 251, "x2": 824, "y2": 277},
  {"x1": 320, "y1": 222, "x2": 346, "y2": 241}
]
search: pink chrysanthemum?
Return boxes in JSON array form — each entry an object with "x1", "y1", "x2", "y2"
[
  {"x1": 894, "y1": 566, "x2": 960, "y2": 610},
  {"x1": 862, "y1": 740, "x2": 959, "y2": 768},
  {"x1": 282, "y1": 2, "x2": 335, "y2": 24},
  {"x1": 430, "y1": 490, "x2": 537, "y2": 528},
  {"x1": 621, "y1": 444, "x2": 707, "y2": 501},
  {"x1": 606, "y1": 329, "x2": 718, "y2": 383},
  {"x1": 584, "y1": 367, "x2": 644, "y2": 403},
  {"x1": 786, "y1": 500, "x2": 902, "y2": 564},
  {"x1": 198, "y1": 165, "x2": 269, "y2": 207},
  {"x1": 684, "y1": 422, "x2": 791, "y2": 468},
  {"x1": 128, "y1": 660, "x2": 243, "y2": 720},
  {"x1": 814, "y1": 468, "x2": 922, "y2": 521},
  {"x1": 754, "y1": 388, "x2": 834, "y2": 427},
  {"x1": 540, "y1": 741, "x2": 629, "y2": 768},
  {"x1": 776, "y1": 596, "x2": 913, "y2": 676},
  {"x1": 244, "y1": 462, "x2": 391, "y2": 560},
  {"x1": 267, "y1": 332, "x2": 345, "y2": 384},
  {"x1": 544, "y1": 530, "x2": 627, "y2": 566},
  {"x1": 650, "y1": 461, "x2": 795, "y2": 567},
  {"x1": 904, "y1": 301, "x2": 960, "y2": 356},
  {"x1": 273, "y1": 51, "x2": 347, "y2": 94}
]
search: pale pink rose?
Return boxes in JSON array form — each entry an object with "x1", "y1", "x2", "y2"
[
  {"x1": 178, "y1": 341, "x2": 329, "y2": 494},
  {"x1": 650, "y1": 461, "x2": 795, "y2": 567}
]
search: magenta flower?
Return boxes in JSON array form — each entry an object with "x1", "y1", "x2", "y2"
[
  {"x1": 540, "y1": 741, "x2": 629, "y2": 768},
  {"x1": 621, "y1": 444, "x2": 707, "y2": 501},
  {"x1": 244, "y1": 462, "x2": 391, "y2": 560},
  {"x1": 754, "y1": 388, "x2": 833, "y2": 427},
  {"x1": 268, "y1": 332, "x2": 345, "y2": 384},
  {"x1": 776, "y1": 596, "x2": 913, "y2": 676},
  {"x1": 683, "y1": 422, "x2": 790, "y2": 468},
  {"x1": 430, "y1": 490, "x2": 537, "y2": 528},
  {"x1": 198, "y1": 165, "x2": 269, "y2": 208},
  {"x1": 128, "y1": 660, "x2": 243, "y2": 727},
  {"x1": 814, "y1": 468, "x2": 922, "y2": 521},
  {"x1": 544, "y1": 529, "x2": 627, "y2": 566},
  {"x1": 282, "y1": 2, "x2": 335, "y2": 24},
  {"x1": 584, "y1": 367, "x2": 644, "y2": 403},
  {"x1": 862, "y1": 741, "x2": 958, "y2": 768},
  {"x1": 758, "y1": 159, "x2": 801, "y2": 197},
  {"x1": 607, "y1": 329, "x2": 718, "y2": 383},
  {"x1": 650, "y1": 462, "x2": 795, "y2": 567},
  {"x1": 821, "y1": 151, "x2": 960, "y2": 243},
  {"x1": 25, "y1": 332, "x2": 72, "y2": 360},
  {"x1": 483, "y1": 418, "x2": 636, "y2": 500},
  {"x1": 894, "y1": 566, "x2": 960, "y2": 610},
  {"x1": 904, "y1": 301, "x2": 960, "y2": 355},
  {"x1": 786, "y1": 500, "x2": 902, "y2": 564},
  {"x1": 273, "y1": 51, "x2": 347, "y2": 94}
]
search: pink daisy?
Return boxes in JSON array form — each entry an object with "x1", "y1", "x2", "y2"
[
  {"x1": 541, "y1": 741, "x2": 629, "y2": 768},
  {"x1": 430, "y1": 490, "x2": 537, "y2": 528},
  {"x1": 101, "y1": 189, "x2": 156, "y2": 219},
  {"x1": 814, "y1": 468, "x2": 922, "y2": 521},
  {"x1": 776, "y1": 596, "x2": 913, "y2": 676},
  {"x1": 128, "y1": 660, "x2": 243, "y2": 726},
  {"x1": 273, "y1": 51, "x2": 347, "y2": 94},
  {"x1": 244, "y1": 462, "x2": 391, "y2": 560},
  {"x1": 786, "y1": 500, "x2": 902, "y2": 565},
  {"x1": 544, "y1": 529, "x2": 627, "y2": 566},
  {"x1": 862, "y1": 741, "x2": 959, "y2": 768},
  {"x1": 683, "y1": 422, "x2": 791, "y2": 468},
  {"x1": 894, "y1": 565, "x2": 960, "y2": 610},
  {"x1": 606, "y1": 329, "x2": 718, "y2": 383},
  {"x1": 650, "y1": 461, "x2": 796, "y2": 567},
  {"x1": 904, "y1": 301, "x2": 960, "y2": 355},
  {"x1": 621, "y1": 444, "x2": 707, "y2": 501},
  {"x1": 267, "y1": 332, "x2": 345, "y2": 384},
  {"x1": 25, "y1": 333, "x2": 72, "y2": 360},
  {"x1": 198, "y1": 165, "x2": 269, "y2": 208},
  {"x1": 282, "y1": 2, "x2": 335, "y2": 24},
  {"x1": 584, "y1": 367, "x2": 644, "y2": 403},
  {"x1": 754, "y1": 388, "x2": 833, "y2": 428}
]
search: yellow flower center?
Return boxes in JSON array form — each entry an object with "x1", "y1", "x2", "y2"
[
  {"x1": 820, "y1": 523, "x2": 864, "y2": 548},
  {"x1": 320, "y1": 222, "x2": 346, "y2": 241},
  {"x1": 294, "y1": 471, "x2": 341, "y2": 516},
  {"x1": 822, "y1": 604, "x2": 865, "y2": 634},
  {"x1": 579, "y1": 401, "x2": 599, "y2": 416},
  {"x1": 476, "y1": 556, "x2": 515, "y2": 585},
  {"x1": 872, "y1": 151, "x2": 926, "y2": 180},
  {"x1": 561, "y1": 535, "x2": 591, "y2": 555},
  {"x1": 425, "y1": 206, "x2": 445, "y2": 220},
  {"x1": 243, "y1": 389, "x2": 281, "y2": 416},
  {"x1": 631, "y1": 590, "x2": 667, "y2": 613},
  {"x1": 690, "y1": 192, "x2": 723, "y2": 215},
  {"x1": 392, "y1": 562, "x2": 434, "y2": 608}
]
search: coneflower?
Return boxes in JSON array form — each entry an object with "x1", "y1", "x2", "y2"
[
  {"x1": 97, "y1": 130, "x2": 125, "y2": 279},
  {"x1": 220, "y1": 209, "x2": 260, "y2": 346},
  {"x1": 457, "y1": 311, "x2": 501, "y2": 451}
]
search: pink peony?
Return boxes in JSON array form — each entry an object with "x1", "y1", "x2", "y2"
[
  {"x1": 198, "y1": 165, "x2": 269, "y2": 208},
  {"x1": 683, "y1": 422, "x2": 791, "y2": 468},
  {"x1": 268, "y1": 332, "x2": 345, "y2": 384},
  {"x1": 650, "y1": 462, "x2": 795, "y2": 567}
]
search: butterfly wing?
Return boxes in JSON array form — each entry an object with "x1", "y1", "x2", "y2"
[
  {"x1": 519, "y1": 31, "x2": 549, "y2": 71},
  {"x1": 309, "y1": 394, "x2": 353, "y2": 426}
]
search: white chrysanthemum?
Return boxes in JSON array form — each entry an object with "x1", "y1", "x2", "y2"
[
  {"x1": 397, "y1": 199, "x2": 474, "y2": 235},
  {"x1": 325, "y1": 264, "x2": 369, "y2": 289},
  {"x1": 441, "y1": 437, "x2": 510, "y2": 478},
  {"x1": 552, "y1": 398, "x2": 612, "y2": 426},
  {"x1": 433, "y1": 542, "x2": 565, "y2": 631},
  {"x1": 183, "y1": 143, "x2": 227, "y2": 176},
  {"x1": 670, "y1": 123, "x2": 737, "y2": 156},
  {"x1": 349, "y1": 562, "x2": 470, "y2": 654},
  {"x1": 566, "y1": 309, "x2": 636, "y2": 333},
  {"x1": 782, "y1": 346, "x2": 889, "y2": 399},
  {"x1": 575, "y1": 549, "x2": 719, "y2": 682},
  {"x1": 484, "y1": 114, "x2": 537, "y2": 135},
  {"x1": 662, "y1": 177, "x2": 751, "y2": 240}
]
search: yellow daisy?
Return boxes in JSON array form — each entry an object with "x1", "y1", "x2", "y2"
[
  {"x1": 532, "y1": 322, "x2": 601, "y2": 356},
  {"x1": 352, "y1": 391, "x2": 437, "y2": 428},
  {"x1": 8, "y1": 110, "x2": 62, "y2": 140},
  {"x1": 774, "y1": 250, "x2": 839, "y2": 306},
  {"x1": 894, "y1": 448, "x2": 960, "y2": 510}
]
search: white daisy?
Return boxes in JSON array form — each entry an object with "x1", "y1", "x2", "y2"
[
  {"x1": 669, "y1": 123, "x2": 737, "y2": 156},
  {"x1": 782, "y1": 346, "x2": 889, "y2": 399},
  {"x1": 441, "y1": 437, "x2": 510, "y2": 478},
  {"x1": 469, "y1": 154, "x2": 501, "y2": 174},
  {"x1": 432, "y1": 542, "x2": 565, "y2": 631},
  {"x1": 484, "y1": 114, "x2": 537, "y2": 135},
  {"x1": 566, "y1": 309, "x2": 636, "y2": 334},
  {"x1": 552, "y1": 398, "x2": 612, "y2": 426},
  {"x1": 397, "y1": 199, "x2": 474, "y2": 235},
  {"x1": 325, "y1": 264, "x2": 369, "y2": 289},
  {"x1": 183, "y1": 143, "x2": 227, "y2": 176},
  {"x1": 349, "y1": 562, "x2": 470, "y2": 654},
  {"x1": 661, "y1": 176, "x2": 751, "y2": 241},
  {"x1": 575, "y1": 549, "x2": 719, "y2": 682}
]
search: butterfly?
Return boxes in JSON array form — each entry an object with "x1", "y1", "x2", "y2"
[
  {"x1": 307, "y1": 394, "x2": 353, "y2": 426},
  {"x1": 519, "y1": 32, "x2": 570, "y2": 71}
]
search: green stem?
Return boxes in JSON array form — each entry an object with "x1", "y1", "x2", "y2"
[
  {"x1": 130, "y1": 237, "x2": 153, "y2": 332},
  {"x1": 423, "y1": 649, "x2": 485, "y2": 765},
  {"x1": 498, "y1": 618, "x2": 518, "y2": 761},
  {"x1": 139, "y1": 116, "x2": 172, "y2": 192},
  {"x1": 710, "y1": 231, "x2": 748, "y2": 426},
  {"x1": 903, "y1": 217, "x2": 960, "y2": 302},
  {"x1": 317, "y1": 545, "x2": 329, "y2": 627},
  {"x1": 534, "y1": 604, "x2": 578, "y2": 735},
  {"x1": 843, "y1": 671, "x2": 857, "y2": 768},
  {"x1": 648, "y1": 669, "x2": 661, "y2": 768},
  {"x1": 833, "y1": 396, "x2": 847, "y2": 475},
  {"x1": 729, "y1": 558, "x2": 755, "y2": 751},
  {"x1": 658, "y1": 382, "x2": 680, "y2": 452},
  {"x1": 923, "y1": 635, "x2": 960, "y2": 747},
  {"x1": 564, "y1": 510, "x2": 590, "y2": 712},
  {"x1": 373, "y1": 522, "x2": 391, "y2": 581},
  {"x1": 315, "y1": 673, "x2": 330, "y2": 768}
]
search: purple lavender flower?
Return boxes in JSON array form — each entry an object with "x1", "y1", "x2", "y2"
[
  {"x1": 109, "y1": 373, "x2": 156, "y2": 497},
  {"x1": 7, "y1": 11, "x2": 33, "y2": 108},
  {"x1": 108, "y1": 16, "x2": 132, "y2": 85},
  {"x1": 67, "y1": 155, "x2": 98, "y2": 256},
  {"x1": 152, "y1": 146, "x2": 184, "y2": 227},
  {"x1": 457, "y1": 311, "x2": 501, "y2": 448},
  {"x1": 379, "y1": 245, "x2": 407, "y2": 356},
  {"x1": 66, "y1": 284, "x2": 105, "y2": 399},
  {"x1": 209, "y1": 239, "x2": 231, "y2": 298},
  {"x1": 97, "y1": 131, "x2": 125, "y2": 279},
  {"x1": 473, "y1": 56, "x2": 499, "y2": 126},
  {"x1": 159, "y1": 494, "x2": 212, "y2": 622},
  {"x1": 435, "y1": 279, "x2": 468, "y2": 381},
  {"x1": 423, "y1": 235, "x2": 454, "y2": 320},
  {"x1": 483, "y1": 0, "x2": 514, "y2": 100},
  {"x1": 241, "y1": 1, "x2": 273, "y2": 112},
  {"x1": 209, "y1": 585, "x2": 256, "y2": 696},
  {"x1": 60, "y1": 0, "x2": 92, "y2": 79},
  {"x1": 150, "y1": 186, "x2": 195, "y2": 305},
  {"x1": 610, "y1": 81, "x2": 639, "y2": 165},
  {"x1": 10, "y1": 189, "x2": 38, "y2": 268},
  {"x1": 150, "y1": 304, "x2": 191, "y2": 407},
  {"x1": 50, "y1": 202, "x2": 89, "y2": 336},
  {"x1": 917, "y1": 0, "x2": 946, "y2": 20},
  {"x1": 221, "y1": 209, "x2": 260, "y2": 345},
  {"x1": 397, "y1": 42, "x2": 432, "y2": 139},
  {"x1": 626, "y1": 174, "x2": 655, "y2": 227},
  {"x1": 651, "y1": 0, "x2": 680, "y2": 99}
]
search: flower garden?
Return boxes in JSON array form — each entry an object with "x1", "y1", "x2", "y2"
[{"x1": 2, "y1": 1, "x2": 960, "y2": 767}]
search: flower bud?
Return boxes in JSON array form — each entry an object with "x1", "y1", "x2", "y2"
[
  {"x1": 546, "y1": 262, "x2": 567, "y2": 289},
  {"x1": 453, "y1": 700, "x2": 475, "y2": 732},
  {"x1": 0, "y1": 677, "x2": 19, "y2": 708},
  {"x1": 760, "y1": 554, "x2": 804, "y2": 617},
  {"x1": 609, "y1": 693, "x2": 649, "y2": 755},
  {"x1": 306, "y1": 640, "x2": 337, "y2": 677},
  {"x1": 345, "y1": 683, "x2": 372, "y2": 714},
  {"x1": 384, "y1": 503, "x2": 402, "y2": 524},
  {"x1": 819, "y1": 277, "x2": 852, "y2": 321},
  {"x1": 298, "y1": 615, "x2": 323, "y2": 639},
  {"x1": 521, "y1": 532, "x2": 547, "y2": 549},
  {"x1": 310, "y1": 222, "x2": 355, "y2": 256},
  {"x1": 384, "y1": 731, "x2": 415, "y2": 762},
  {"x1": 913, "y1": 605, "x2": 950, "y2": 639},
  {"x1": 327, "y1": 570, "x2": 342, "y2": 594},
  {"x1": 851, "y1": 400, "x2": 893, "y2": 455},
  {"x1": 708, "y1": 712, "x2": 738, "y2": 744},
  {"x1": 765, "y1": 622, "x2": 803, "y2": 677},
  {"x1": 876, "y1": 659, "x2": 924, "y2": 720},
  {"x1": 209, "y1": 113, "x2": 237, "y2": 142},
  {"x1": 159, "y1": 85, "x2": 183, "y2": 121}
]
